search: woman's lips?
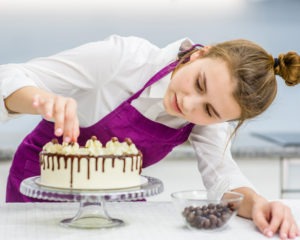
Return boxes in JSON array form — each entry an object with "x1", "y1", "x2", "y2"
[{"x1": 172, "y1": 94, "x2": 182, "y2": 114}]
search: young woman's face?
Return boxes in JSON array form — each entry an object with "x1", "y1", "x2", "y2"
[{"x1": 163, "y1": 55, "x2": 241, "y2": 125}]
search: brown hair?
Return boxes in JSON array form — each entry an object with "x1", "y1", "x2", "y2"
[{"x1": 176, "y1": 40, "x2": 300, "y2": 135}]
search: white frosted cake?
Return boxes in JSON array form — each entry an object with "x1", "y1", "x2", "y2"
[{"x1": 39, "y1": 136, "x2": 143, "y2": 189}]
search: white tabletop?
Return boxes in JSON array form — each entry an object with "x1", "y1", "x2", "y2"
[{"x1": 0, "y1": 200, "x2": 299, "y2": 240}]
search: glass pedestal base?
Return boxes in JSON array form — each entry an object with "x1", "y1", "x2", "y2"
[
  {"x1": 20, "y1": 176, "x2": 163, "y2": 229},
  {"x1": 60, "y1": 202, "x2": 123, "y2": 229}
]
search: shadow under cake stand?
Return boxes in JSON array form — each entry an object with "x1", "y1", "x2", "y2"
[{"x1": 20, "y1": 176, "x2": 163, "y2": 229}]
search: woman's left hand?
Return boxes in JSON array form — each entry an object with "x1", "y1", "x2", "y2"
[{"x1": 252, "y1": 200, "x2": 300, "y2": 239}]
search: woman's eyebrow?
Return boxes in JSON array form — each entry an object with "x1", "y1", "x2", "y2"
[{"x1": 204, "y1": 72, "x2": 221, "y2": 119}]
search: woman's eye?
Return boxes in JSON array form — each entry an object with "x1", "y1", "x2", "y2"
[
  {"x1": 205, "y1": 104, "x2": 212, "y2": 117},
  {"x1": 196, "y1": 80, "x2": 203, "y2": 92}
]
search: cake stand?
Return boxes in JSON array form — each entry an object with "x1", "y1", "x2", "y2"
[{"x1": 20, "y1": 175, "x2": 163, "y2": 229}]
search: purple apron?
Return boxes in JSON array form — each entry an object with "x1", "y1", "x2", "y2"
[{"x1": 6, "y1": 60, "x2": 194, "y2": 202}]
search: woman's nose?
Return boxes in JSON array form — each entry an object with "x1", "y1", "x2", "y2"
[{"x1": 183, "y1": 95, "x2": 202, "y2": 113}]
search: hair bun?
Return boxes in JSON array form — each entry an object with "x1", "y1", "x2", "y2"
[
  {"x1": 273, "y1": 58, "x2": 279, "y2": 69},
  {"x1": 275, "y1": 52, "x2": 300, "y2": 86}
]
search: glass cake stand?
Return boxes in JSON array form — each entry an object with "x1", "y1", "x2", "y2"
[{"x1": 20, "y1": 176, "x2": 163, "y2": 229}]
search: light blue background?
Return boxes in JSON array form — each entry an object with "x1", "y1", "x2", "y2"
[{"x1": 0, "y1": 0, "x2": 299, "y2": 148}]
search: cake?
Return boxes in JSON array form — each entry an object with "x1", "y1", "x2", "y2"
[{"x1": 39, "y1": 136, "x2": 143, "y2": 189}]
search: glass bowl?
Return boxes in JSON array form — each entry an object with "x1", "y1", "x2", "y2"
[{"x1": 171, "y1": 190, "x2": 244, "y2": 231}]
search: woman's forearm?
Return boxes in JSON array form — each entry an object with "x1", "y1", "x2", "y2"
[{"x1": 4, "y1": 86, "x2": 53, "y2": 114}]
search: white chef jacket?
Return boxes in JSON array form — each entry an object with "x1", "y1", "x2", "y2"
[{"x1": 0, "y1": 35, "x2": 254, "y2": 191}]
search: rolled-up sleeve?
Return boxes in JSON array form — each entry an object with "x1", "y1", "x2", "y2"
[
  {"x1": 0, "y1": 35, "x2": 160, "y2": 124},
  {"x1": 189, "y1": 123, "x2": 255, "y2": 191}
]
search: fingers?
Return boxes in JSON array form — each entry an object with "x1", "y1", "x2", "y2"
[
  {"x1": 32, "y1": 94, "x2": 79, "y2": 142},
  {"x1": 267, "y1": 204, "x2": 284, "y2": 238},
  {"x1": 279, "y1": 218, "x2": 298, "y2": 240},
  {"x1": 33, "y1": 94, "x2": 55, "y2": 120},
  {"x1": 53, "y1": 96, "x2": 65, "y2": 137},
  {"x1": 60, "y1": 98, "x2": 79, "y2": 143},
  {"x1": 287, "y1": 222, "x2": 300, "y2": 239},
  {"x1": 71, "y1": 116, "x2": 80, "y2": 143},
  {"x1": 253, "y1": 202, "x2": 300, "y2": 240},
  {"x1": 279, "y1": 206, "x2": 300, "y2": 240},
  {"x1": 252, "y1": 207, "x2": 271, "y2": 236}
]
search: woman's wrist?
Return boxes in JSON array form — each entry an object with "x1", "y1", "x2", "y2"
[
  {"x1": 5, "y1": 86, "x2": 52, "y2": 115},
  {"x1": 232, "y1": 187, "x2": 266, "y2": 219}
]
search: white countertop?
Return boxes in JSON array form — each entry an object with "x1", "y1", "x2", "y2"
[{"x1": 1, "y1": 200, "x2": 299, "y2": 240}]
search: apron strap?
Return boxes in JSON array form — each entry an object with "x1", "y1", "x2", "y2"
[
  {"x1": 127, "y1": 60, "x2": 178, "y2": 103},
  {"x1": 127, "y1": 43, "x2": 204, "y2": 103}
]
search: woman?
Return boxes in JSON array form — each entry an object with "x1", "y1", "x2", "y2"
[{"x1": 1, "y1": 35, "x2": 299, "y2": 239}]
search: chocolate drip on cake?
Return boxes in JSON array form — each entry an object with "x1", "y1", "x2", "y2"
[
  {"x1": 47, "y1": 157, "x2": 50, "y2": 170},
  {"x1": 122, "y1": 158, "x2": 126, "y2": 172},
  {"x1": 138, "y1": 151, "x2": 143, "y2": 174},
  {"x1": 135, "y1": 156, "x2": 139, "y2": 171},
  {"x1": 95, "y1": 157, "x2": 99, "y2": 171},
  {"x1": 39, "y1": 153, "x2": 44, "y2": 166},
  {"x1": 112, "y1": 157, "x2": 115, "y2": 168},
  {"x1": 102, "y1": 158, "x2": 105, "y2": 172},
  {"x1": 51, "y1": 158, "x2": 55, "y2": 171},
  {"x1": 87, "y1": 158, "x2": 90, "y2": 179},
  {"x1": 57, "y1": 157, "x2": 60, "y2": 170},
  {"x1": 78, "y1": 157, "x2": 81, "y2": 172},
  {"x1": 70, "y1": 157, "x2": 74, "y2": 188},
  {"x1": 64, "y1": 158, "x2": 68, "y2": 169}
]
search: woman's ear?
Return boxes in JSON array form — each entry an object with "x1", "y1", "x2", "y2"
[{"x1": 190, "y1": 46, "x2": 211, "y2": 61}]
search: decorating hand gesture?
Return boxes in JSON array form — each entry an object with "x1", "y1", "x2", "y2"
[{"x1": 32, "y1": 94, "x2": 80, "y2": 143}]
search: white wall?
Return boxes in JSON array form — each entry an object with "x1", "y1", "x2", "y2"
[{"x1": 1, "y1": 0, "x2": 300, "y2": 144}]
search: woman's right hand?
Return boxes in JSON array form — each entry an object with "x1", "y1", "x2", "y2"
[{"x1": 32, "y1": 94, "x2": 80, "y2": 143}]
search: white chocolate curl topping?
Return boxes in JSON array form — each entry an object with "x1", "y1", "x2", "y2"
[
  {"x1": 85, "y1": 136, "x2": 104, "y2": 156},
  {"x1": 61, "y1": 142, "x2": 80, "y2": 155},
  {"x1": 43, "y1": 137, "x2": 139, "y2": 156},
  {"x1": 42, "y1": 139, "x2": 63, "y2": 153}
]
